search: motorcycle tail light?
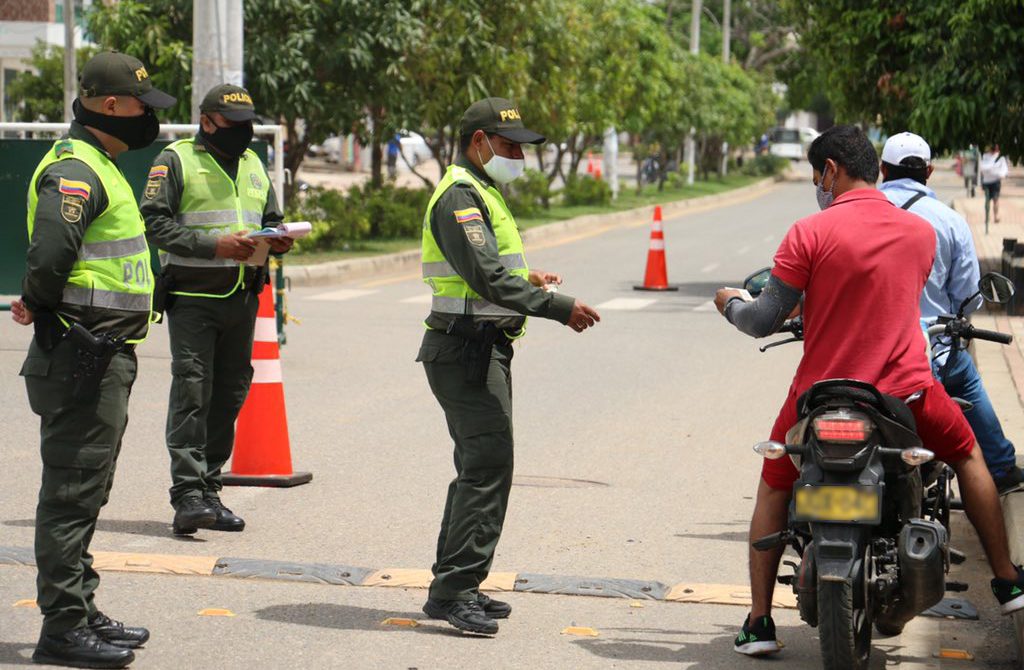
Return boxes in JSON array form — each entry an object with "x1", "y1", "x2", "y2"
[{"x1": 812, "y1": 410, "x2": 873, "y2": 443}]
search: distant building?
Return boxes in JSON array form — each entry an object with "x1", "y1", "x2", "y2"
[{"x1": 0, "y1": 0, "x2": 94, "y2": 122}]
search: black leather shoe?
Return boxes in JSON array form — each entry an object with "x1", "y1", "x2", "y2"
[
  {"x1": 172, "y1": 496, "x2": 216, "y2": 536},
  {"x1": 88, "y1": 611, "x2": 150, "y2": 649},
  {"x1": 32, "y1": 627, "x2": 134, "y2": 668},
  {"x1": 204, "y1": 494, "x2": 245, "y2": 532},
  {"x1": 422, "y1": 598, "x2": 498, "y2": 634},
  {"x1": 995, "y1": 467, "x2": 1024, "y2": 495},
  {"x1": 478, "y1": 593, "x2": 511, "y2": 619}
]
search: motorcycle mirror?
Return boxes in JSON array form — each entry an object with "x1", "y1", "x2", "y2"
[
  {"x1": 753, "y1": 441, "x2": 787, "y2": 460},
  {"x1": 742, "y1": 267, "x2": 772, "y2": 298},
  {"x1": 979, "y1": 272, "x2": 1015, "y2": 304}
]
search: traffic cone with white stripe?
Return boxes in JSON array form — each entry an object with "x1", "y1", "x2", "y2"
[
  {"x1": 222, "y1": 284, "x2": 312, "y2": 487},
  {"x1": 634, "y1": 205, "x2": 678, "y2": 291}
]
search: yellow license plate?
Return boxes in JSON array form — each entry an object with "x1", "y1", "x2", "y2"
[{"x1": 794, "y1": 485, "x2": 880, "y2": 523}]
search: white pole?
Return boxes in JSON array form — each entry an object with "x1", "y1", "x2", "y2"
[
  {"x1": 602, "y1": 127, "x2": 619, "y2": 200},
  {"x1": 63, "y1": 0, "x2": 76, "y2": 122},
  {"x1": 721, "y1": 0, "x2": 730, "y2": 176},
  {"x1": 685, "y1": 0, "x2": 701, "y2": 186},
  {"x1": 191, "y1": 0, "x2": 244, "y2": 122}
]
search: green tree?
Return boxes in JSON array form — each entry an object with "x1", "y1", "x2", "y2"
[{"x1": 6, "y1": 43, "x2": 99, "y2": 122}]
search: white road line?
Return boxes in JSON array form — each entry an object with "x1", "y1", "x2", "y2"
[
  {"x1": 700, "y1": 262, "x2": 720, "y2": 274},
  {"x1": 762, "y1": 234, "x2": 774, "y2": 243},
  {"x1": 595, "y1": 297, "x2": 657, "y2": 311},
  {"x1": 737, "y1": 245, "x2": 750, "y2": 255},
  {"x1": 693, "y1": 301, "x2": 718, "y2": 312},
  {"x1": 401, "y1": 294, "x2": 434, "y2": 304},
  {"x1": 308, "y1": 289, "x2": 377, "y2": 301}
]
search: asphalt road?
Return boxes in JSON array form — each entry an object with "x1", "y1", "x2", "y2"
[{"x1": 0, "y1": 170, "x2": 1016, "y2": 668}]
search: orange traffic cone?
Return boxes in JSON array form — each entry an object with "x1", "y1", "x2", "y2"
[
  {"x1": 634, "y1": 205, "x2": 678, "y2": 291},
  {"x1": 222, "y1": 284, "x2": 312, "y2": 487},
  {"x1": 586, "y1": 152, "x2": 595, "y2": 174},
  {"x1": 595, "y1": 165, "x2": 603, "y2": 180}
]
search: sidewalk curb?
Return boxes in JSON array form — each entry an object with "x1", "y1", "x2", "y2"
[{"x1": 283, "y1": 176, "x2": 780, "y2": 287}]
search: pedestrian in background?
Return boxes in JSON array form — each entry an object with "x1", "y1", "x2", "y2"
[
  {"x1": 417, "y1": 97, "x2": 600, "y2": 635},
  {"x1": 981, "y1": 145, "x2": 1009, "y2": 226},
  {"x1": 13, "y1": 51, "x2": 175, "y2": 669},
  {"x1": 141, "y1": 84, "x2": 293, "y2": 537},
  {"x1": 387, "y1": 134, "x2": 401, "y2": 180},
  {"x1": 961, "y1": 145, "x2": 980, "y2": 198}
]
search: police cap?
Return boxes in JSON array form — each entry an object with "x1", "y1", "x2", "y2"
[
  {"x1": 460, "y1": 97, "x2": 545, "y2": 145},
  {"x1": 79, "y1": 51, "x2": 176, "y2": 109},
  {"x1": 200, "y1": 84, "x2": 258, "y2": 122}
]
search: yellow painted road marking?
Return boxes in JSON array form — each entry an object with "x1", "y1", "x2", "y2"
[
  {"x1": 666, "y1": 582, "x2": 797, "y2": 609},
  {"x1": 92, "y1": 551, "x2": 217, "y2": 576},
  {"x1": 381, "y1": 617, "x2": 419, "y2": 627},
  {"x1": 12, "y1": 599, "x2": 37, "y2": 608},
  {"x1": 198, "y1": 608, "x2": 236, "y2": 617},
  {"x1": 561, "y1": 626, "x2": 599, "y2": 637}
]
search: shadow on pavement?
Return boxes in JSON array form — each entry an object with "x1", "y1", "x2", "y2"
[
  {"x1": 674, "y1": 531, "x2": 749, "y2": 544},
  {"x1": 4, "y1": 518, "x2": 189, "y2": 541},
  {"x1": 0, "y1": 642, "x2": 36, "y2": 666},
  {"x1": 255, "y1": 603, "x2": 474, "y2": 638}
]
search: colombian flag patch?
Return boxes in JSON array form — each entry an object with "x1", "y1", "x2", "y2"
[
  {"x1": 58, "y1": 178, "x2": 91, "y2": 200},
  {"x1": 148, "y1": 165, "x2": 169, "y2": 179},
  {"x1": 454, "y1": 207, "x2": 483, "y2": 224}
]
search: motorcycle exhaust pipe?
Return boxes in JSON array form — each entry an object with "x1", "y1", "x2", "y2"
[{"x1": 876, "y1": 519, "x2": 947, "y2": 631}]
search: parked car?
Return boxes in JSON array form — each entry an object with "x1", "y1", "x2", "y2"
[
  {"x1": 398, "y1": 131, "x2": 434, "y2": 167},
  {"x1": 768, "y1": 127, "x2": 804, "y2": 161},
  {"x1": 798, "y1": 126, "x2": 820, "y2": 145}
]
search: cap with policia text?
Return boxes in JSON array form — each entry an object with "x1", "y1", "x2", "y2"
[
  {"x1": 460, "y1": 97, "x2": 545, "y2": 145},
  {"x1": 79, "y1": 51, "x2": 176, "y2": 109},
  {"x1": 200, "y1": 84, "x2": 258, "y2": 122}
]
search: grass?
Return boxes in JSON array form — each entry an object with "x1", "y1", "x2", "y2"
[{"x1": 288, "y1": 173, "x2": 765, "y2": 265}]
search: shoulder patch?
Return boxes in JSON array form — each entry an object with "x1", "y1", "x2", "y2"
[
  {"x1": 58, "y1": 178, "x2": 91, "y2": 201},
  {"x1": 60, "y1": 195, "x2": 84, "y2": 223},
  {"x1": 148, "y1": 165, "x2": 169, "y2": 179},
  {"x1": 454, "y1": 207, "x2": 483, "y2": 224},
  {"x1": 463, "y1": 223, "x2": 486, "y2": 247},
  {"x1": 54, "y1": 140, "x2": 74, "y2": 157}
]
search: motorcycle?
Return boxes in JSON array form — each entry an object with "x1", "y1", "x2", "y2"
[{"x1": 741, "y1": 268, "x2": 1015, "y2": 670}]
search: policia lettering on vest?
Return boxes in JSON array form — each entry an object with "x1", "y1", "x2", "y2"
[
  {"x1": 140, "y1": 84, "x2": 292, "y2": 537},
  {"x1": 418, "y1": 98, "x2": 601, "y2": 635},
  {"x1": 12, "y1": 51, "x2": 176, "y2": 669}
]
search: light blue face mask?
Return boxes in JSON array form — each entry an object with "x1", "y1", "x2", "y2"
[{"x1": 816, "y1": 163, "x2": 835, "y2": 210}]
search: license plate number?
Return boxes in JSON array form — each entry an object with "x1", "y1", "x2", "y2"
[{"x1": 794, "y1": 485, "x2": 880, "y2": 523}]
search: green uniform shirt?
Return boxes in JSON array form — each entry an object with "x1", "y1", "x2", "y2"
[
  {"x1": 140, "y1": 134, "x2": 283, "y2": 295},
  {"x1": 425, "y1": 156, "x2": 574, "y2": 331},
  {"x1": 23, "y1": 122, "x2": 148, "y2": 340}
]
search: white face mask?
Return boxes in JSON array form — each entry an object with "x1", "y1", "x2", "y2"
[{"x1": 480, "y1": 134, "x2": 525, "y2": 184}]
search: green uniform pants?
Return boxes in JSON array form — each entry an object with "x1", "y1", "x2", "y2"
[
  {"x1": 418, "y1": 329, "x2": 515, "y2": 601},
  {"x1": 21, "y1": 337, "x2": 137, "y2": 636},
  {"x1": 166, "y1": 291, "x2": 257, "y2": 505}
]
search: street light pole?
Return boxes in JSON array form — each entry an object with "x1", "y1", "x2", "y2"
[
  {"x1": 721, "y1": 0, "x2": 731, "y2": 176},
  {"x1": 63, "y1": 0, "x2": 76, "y2": 122},
  {"x1": 685, "y1": 0, "x2": 701, "y2": 186},
  {"x1": 191, "y1": 0, "x2": 244, "y2": 122}
]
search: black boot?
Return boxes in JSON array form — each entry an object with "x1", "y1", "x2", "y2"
[
  {"x1": 422, "y1": 598, "x2": 498, "y2": 634},
  {"x1": 88, "y1": 611, "x2": 150, "y2": 649},
  {"x1": 32, "y1": 627, "x2": 134, "y2": 668},
  {"x1": 204, "y1": 494, "x2": 245, "y2": 532},
  {"x1": 477, "y1": 593, "x2": 511, "y2": 619},
  {"x1": 172, "y1": 495, "x2": 216, "y2": 535}
]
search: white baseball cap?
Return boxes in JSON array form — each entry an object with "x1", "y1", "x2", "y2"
[{"x1": 881, "y1": 132, "x2": 931, "y2": 166}]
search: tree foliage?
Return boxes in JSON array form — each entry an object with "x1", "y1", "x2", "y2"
[{"x1": 7, "y1": 43, "x2": 99, "y2": 122}]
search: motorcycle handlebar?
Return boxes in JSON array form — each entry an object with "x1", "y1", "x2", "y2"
[
  {"x1": 969, "y1": 326, "x2": 1013, "y2": 345},
  {"x1": 926, "y1": 320, "x2": 1012, "y2": 345}
]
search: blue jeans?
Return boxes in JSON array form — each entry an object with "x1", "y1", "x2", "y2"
[{"x1": 934, "y1": 346, "x2": 1018, "y2": 476}]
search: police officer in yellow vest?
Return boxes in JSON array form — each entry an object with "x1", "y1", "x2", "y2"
[
  {"x1": 11, "y1": 51, "x2": 175, "y2": 669},
  {"x1": 141, "y1": 84, "x2": 291, "y2": 536},
  {"x1": 419, "y1": 98, "x2": 601, "y2": 634}
]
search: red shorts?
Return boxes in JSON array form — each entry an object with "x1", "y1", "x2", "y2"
[{"x1": 762, "y1": 380, "x2": 976, "y2": 490}]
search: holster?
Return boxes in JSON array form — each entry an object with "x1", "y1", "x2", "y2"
[
  {"x1": 251, "y1": 265, "x2": 270, "y2": 295},
  {"x1": 446, "y1": 317, "x2": 503, "y2": 385},
  {"x1": 32, "y1": 309, "x2": 63, "y2": 352},
  {"x1": 67, "y1": 322, "x2": 125, "y2": 403}
]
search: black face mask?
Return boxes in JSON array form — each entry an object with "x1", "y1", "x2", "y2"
[
  {"x1": 73, "y1": 98, "x2": 160, "y2": 151},
  {"x1": 201, "y1": 121, "x2": 254, "y2": 158}
]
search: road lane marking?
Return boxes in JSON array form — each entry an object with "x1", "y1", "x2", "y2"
[
  {"x1": 308, "y1": 289, "x2": 377, "y2": 301},
  {"x1": 763, "y1": 234, "x2": 774, "y2": 243},
  {"x1": 737, "y1": 245, "x2": 750, "y2": 255},
  {"x1": 700, "y1": 263, "x2": 720, "y2": 274},
  {"x1": 401, "y1": 294, "x2": 433, "y2": 304},
  {"x1": 693, "y1": 301, "x2": 718, "y2": 312},
  {"x1": 595, "y1": 297, "x2": 657, "y2": 310}
]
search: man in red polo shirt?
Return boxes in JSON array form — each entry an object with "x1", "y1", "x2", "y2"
[{"x1": 714, "y1": 125, "x2": 1024, "y2": 658}]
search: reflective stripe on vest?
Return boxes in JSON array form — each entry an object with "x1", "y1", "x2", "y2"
[
  {"x1": 163, "y1": 140, "x2": 269, "y2": 291},
  {"x1": 27, "y1": 138, "x2": 154, "y2": 342},
  {"x1": 420, "y1": 165, "x2": 530, "y2": 326}
]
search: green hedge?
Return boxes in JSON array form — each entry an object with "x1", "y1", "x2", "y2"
[
  {"x1": 563, "y1": 174, "x2": 612, "y2": 206},
  {"x1": 289, "y1": 183, "x2": 429, "y2": 251},
  {"x1": 740, "y1": 154, "x2": 789, "y2": 177}
]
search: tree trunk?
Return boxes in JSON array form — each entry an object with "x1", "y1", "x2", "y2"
[{"x1": 283, "y1": 116, "x2": 309, "y2": 204}]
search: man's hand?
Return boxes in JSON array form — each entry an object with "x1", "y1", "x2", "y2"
[
  {"x1": 268, "y1": 236, "x2": 294, "y2": 254},
  {"x1": 567, "y1": 300, "x2": 601, "y2": 333},
  {"x1": 214, "y1": 231, "x2": 257, "y2": 261},
  {"x1": 11, "y1": 299, "x2": 33, "y2": 326},
  {"x1": 714, "y1": 288, "x2": 743, "y2": 315},
  {"x1": 529, "y1": 269, "x2": 562, "y2": 288}
]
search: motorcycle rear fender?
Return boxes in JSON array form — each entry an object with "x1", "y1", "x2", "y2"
[{"x1": 810, "y1": 523, "x2": 870, "y2": 581}]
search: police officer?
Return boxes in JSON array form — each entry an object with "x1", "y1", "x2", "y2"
[
  {"x1": 141, "y1": 84, "x2": 292, "y2": 536},
  {"x1": 418, "y1": 98, "x2": 601, "y2": 634},
  {"x1": 11, "y1": 51, "x2": 175, "y2": 669}
]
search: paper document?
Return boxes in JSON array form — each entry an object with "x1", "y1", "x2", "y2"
[{"x1": 248, "y1": 221, "x2": 312, "y2": 239}]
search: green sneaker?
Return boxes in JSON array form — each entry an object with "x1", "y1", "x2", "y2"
[
  {"x1": 992, "y1": 565, "x2": 1024, "y2": 615},
  {"x1": 733, "y1": 613, "x2": 781, "y2": 656}
]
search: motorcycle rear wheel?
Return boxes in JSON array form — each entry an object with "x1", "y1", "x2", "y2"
[{"x1": 817, "y1": 577, "x2": 873, "y2": 670}]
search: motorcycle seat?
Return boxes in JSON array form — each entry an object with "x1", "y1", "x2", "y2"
[{"x1": 797, "y1": 380, "x2": 917, "y2": 433}]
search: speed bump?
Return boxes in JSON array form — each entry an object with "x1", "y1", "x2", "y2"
[
  {"x1": 665, "y1": 583, "x2": 797, "y2": 609},
  {"x1": 92, "y1": 551, "x2": 217, "y2": 575}
]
